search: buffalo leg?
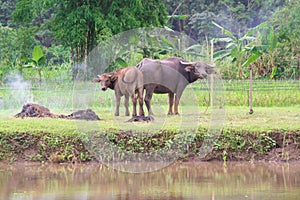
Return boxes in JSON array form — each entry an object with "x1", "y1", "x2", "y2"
[
  {"x1": 174, "y1": 92, "x2": 183, "y2": 115},
  {"x1": 168, "y1": 93, "x2": 174, "y2": 115},
  {"x1": 115, "y1": 94, "x2": 120, "y2": 116},
  {"x1": 137, "y1": 87, "x2": 145, "y2": 116},
  {"x1": 131, "y1": 93, "x2": 137, "y2": 116},
  {"x1": 174, "y1": 96, "x2": 180, "y2": 115},
  {"x1": 124, "y1": 95, "x2": 130, "y2": 116},
  {"x1": 144, "y1": 86, "x2": 155, "y2": 116}
]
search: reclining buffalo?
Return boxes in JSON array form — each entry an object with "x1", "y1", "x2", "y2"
[
  {"x1": 136, "y1": 57, "x2": 215, "y2": 115},
  {"x1": 93, "y1": 67, "x2": 144, "y2": 117}
]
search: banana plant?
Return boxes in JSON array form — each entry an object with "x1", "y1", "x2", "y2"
[
  {"x1": 265, "y1": 26, "x2": 279, "y2": 79},
  {"x1": 213, "y1": 21, "x2": 268, "y2": 79},
  {"x1": 22, "y1": 45, "x2": 46, "y2": 83},
  {"x1": 213, "y1": 21, "x2": 269, "y2": 114},
  {"x1": 242, "y1": 46, "x2": 266, "y2": 114}
]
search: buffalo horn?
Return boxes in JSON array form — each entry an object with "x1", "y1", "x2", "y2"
[{"x1": 180, "y1": 61, "x2": 195, "y2": 66}]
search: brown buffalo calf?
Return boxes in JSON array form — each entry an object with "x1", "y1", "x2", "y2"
[{"x1": 93, "y1": 67, "x2": 144, "y2": 117}]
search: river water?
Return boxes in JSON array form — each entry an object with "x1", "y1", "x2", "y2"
[{"x1": 0, "y1": 162, "x2": 299, "y2": 200}]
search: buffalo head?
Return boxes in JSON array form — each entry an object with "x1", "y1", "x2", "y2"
[
  {"x1": 180, "y1": 61, "x2": 216, "y2": 79},
  {"x1": 93, "y1": 73, "x2": 117, "y2": 91}
]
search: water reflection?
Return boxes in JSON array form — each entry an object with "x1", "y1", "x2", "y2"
[{"x1": 0, "y1": 162, "x2": 299, "y2": 200}]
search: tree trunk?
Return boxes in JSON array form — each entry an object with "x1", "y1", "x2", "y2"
[
  {"x1": 83, "y1": 30, "x2": 89, "y2": 81},
  {"x1": 38, "y1": 70, "x2": 42, "y2": 84},
  {"x1": 210, "y1": 39, "x2": 214, "y2": 107},
  {"x1": 70, "y1": 47, "x2": 76, "y2": 81},
  {"x1": 249, "y1": 67, "x2": 254, "y2": 114},
  {"x1": 238, "y1": 61, "x2": 243, "y2": 79},
  {"x1": 206, "y1": 34, "x2": 209, "y2": 57}
]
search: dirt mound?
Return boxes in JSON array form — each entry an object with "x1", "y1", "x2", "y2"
[
  {"x1": 65, "y1": 109, "x2": 100, "y2": 121},
  {"x1": 15, "y1": 103, "x2": 59, "y2": 118},
  {"x1": 15, "y1": 103, "x2": 100, "y2": 121},
  {"x1": 126, "y1": 115, "x2": 154, "y2": 122}
]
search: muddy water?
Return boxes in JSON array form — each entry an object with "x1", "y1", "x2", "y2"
[{"x1": 0, "y1": 162, "x2": 300, "y2": 200}]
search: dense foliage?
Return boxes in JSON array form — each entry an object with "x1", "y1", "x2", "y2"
[
  {"x1": 165, "y1": 0, "x2": 299, "y2": 79},
  {"x1": 0, "y1": 0, "x2": 299, "y2": 82}
]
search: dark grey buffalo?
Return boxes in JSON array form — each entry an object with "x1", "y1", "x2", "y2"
[{"x1": 136, "y1": 57, "x2": 215, "y2": 115}]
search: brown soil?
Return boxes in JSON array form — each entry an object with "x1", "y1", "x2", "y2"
[
  {"x1": 261, "y1": 131, "x2": 300, "y2": 161},
  {"x1": 0, "y1": 130, "x2": 299, "y2": 164},
  {"x1": 15, "y1": 103, "x2": 100, "y2": 121},
  {"x1": 191, "y1": 130, "x2": 300, "y2": 162}
]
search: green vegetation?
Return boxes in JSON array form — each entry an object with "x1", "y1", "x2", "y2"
[
  {"x1": 166, "y1": 0, "x2": 300, "y2": 79},
  {"x1": 1, "y1": 0, "x2": 167, "y2": 80},
  {"x1": 0, "y1": 0, "x2": 299, "y2": 82}
]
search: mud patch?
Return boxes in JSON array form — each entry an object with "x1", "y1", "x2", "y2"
[
  {"x1": 126, "y1": 115, "x2": 154, "y2": 122},
  {"x1": 65, "y1": 109, "x2": 100, "y2": 121},
  {"x1": 15, "y1": 103, "x2": 100, "y2": 121}
]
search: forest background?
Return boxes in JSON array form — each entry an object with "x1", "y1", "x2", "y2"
[{"x1": 0, "y1": 0, "x2": 299, "y2": 84}]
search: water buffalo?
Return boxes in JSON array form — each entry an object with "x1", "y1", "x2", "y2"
[
  {"x1": 93, "y1": 67, "x2": 144, "y2": 116},
  {"x1": 136, "y1": 57, "x2": 215, "y2": 115}
]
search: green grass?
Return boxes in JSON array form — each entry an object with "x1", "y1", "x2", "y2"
[
  {"x1": 223, "y1": 106, "x2": 300, "y2": 131},
  {"x1": 1, "y1": 106, "x2": 299, "y2": 134},
  {"x1": 0, "y1": 79, "x2": 299, "y2": 134}
]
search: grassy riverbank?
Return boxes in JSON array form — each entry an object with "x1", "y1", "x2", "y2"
[
  {"x1": 0, "y1": 106, "x2": 299, "y2": 163},
  {"x1": 1, "y1": 80, "x2": 299, "y2": 163}
]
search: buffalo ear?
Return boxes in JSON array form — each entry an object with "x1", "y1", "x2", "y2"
[
  {"x1": 110, "y1": 73, "x2": 118, "y2": 81},
  {"x1": 181, "y1": 61, "x2": 196, "y2": 72},
  {"x1": 92, "y1": 76, "x2": 101, "y2": 82},
  {"x1": 184, "y1": 65, "x2": 194, "y2": 72},
  {"x1": 206, "y1": 64, "x2": 217, "y2": 74}
]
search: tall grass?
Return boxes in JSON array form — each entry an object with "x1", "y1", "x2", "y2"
[
  {"x1": 0, "y1": 80, "x2": 299, "y2": 115},
  {"x1": 189, "y1": 79, "x2": 299, "y2": 107},
  {"x1": 224, "y1": 80, "x2": 299, "y2": 107}
]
